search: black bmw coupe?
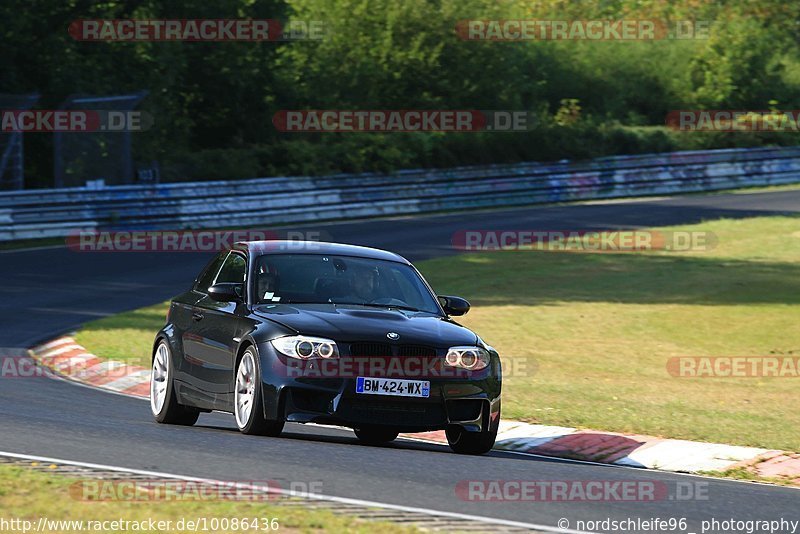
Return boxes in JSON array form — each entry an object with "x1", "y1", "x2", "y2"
[{"x1": 151, "y1": 241, "x2": 501, "y2": 454}]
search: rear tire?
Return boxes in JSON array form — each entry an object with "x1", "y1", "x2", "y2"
[
  {"x1": 446, "y1": 426, "x2": 496, "y2": 455},
  {"x1": 151, "y1": 341, "x2": 200, "y2": 426},
  {"x1": 354, "y1": 426, "x2": 399, "y2": 445},
  {"x1": 235, "y1": 348, "x2": 284, "y2": 437}
]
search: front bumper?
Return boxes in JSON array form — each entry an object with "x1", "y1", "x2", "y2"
[{"x1": 257, "y1": 341, "x2": 501, "y2": 434}]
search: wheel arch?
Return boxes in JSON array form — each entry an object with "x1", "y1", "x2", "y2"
[
  {"x1": 152, "y1": 334, "x2": 167, "y2": 363},
  {"x1": 234, "y1": 338, "x2": 257, "y2": 374},
  {"x1": 234, "y1": 337, "x2": 284, "y2": 422},
  {"x1": 152, "y1": 325, "x2": 180, "y2": 363}
]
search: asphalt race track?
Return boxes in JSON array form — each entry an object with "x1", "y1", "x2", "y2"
[{"x1": 1, "y1": 189, "x2": 799, "y2": 532}]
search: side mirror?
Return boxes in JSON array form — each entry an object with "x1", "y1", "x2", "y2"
[
  {"x1": 208, "y1": 282, "x2": 244, "y2": 303},
  {"x1": 437, "y1": 295, "x2": 470, "y2": 316}
]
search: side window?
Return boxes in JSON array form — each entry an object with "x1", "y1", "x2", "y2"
[
  {"x1": 194, "y1": 252, "x2": 227, "y2": 293},
  {"x1": 215, "y1": 252, "x2": 246, "y2": 284}
]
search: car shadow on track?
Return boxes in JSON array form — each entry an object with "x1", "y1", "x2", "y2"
[{"x1": 191, "y1": 421, "x2": 622, "y2": 467}]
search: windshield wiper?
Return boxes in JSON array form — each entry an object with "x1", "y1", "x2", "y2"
[
  {"x1": 261, "y1": 300, "x2": 319, "y2": 305},
  {"x1": 271, "y1": 300, "x2": 430, "y2": 313},
  {"x1": 355, "y1": 302, "x2": 427, "y2": 313}
]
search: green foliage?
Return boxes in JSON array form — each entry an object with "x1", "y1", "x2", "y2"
[
  {"x1": 554, "y1": 99, "x2": 581, "y2": 126},
  {"x1": 3, "y1": 0, "x2": 800, "y2": 186}
]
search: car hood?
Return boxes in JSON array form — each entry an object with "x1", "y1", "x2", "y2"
[{"x1": 252, "y1": 304, "x2": 478, "y2": 347}]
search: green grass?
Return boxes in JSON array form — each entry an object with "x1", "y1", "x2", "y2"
[
  {"x1": 700, "y1": 466, "x2": 797, "y2": 487},
  {"x1": 75, "y1": 216, "x2": 800, "y2": 451},
  {"x1": 419, "y1": 216, "x2": 800, "y2": 451},
  {"x1": 0, "y1": 464, "x2": 415, "y2": 533},
  {"x1": 727, "y1": 183, "x2": 800, "y2": 195},
  {"x1": 75, "y1": 302, "x2": 168, "y2": 368},
  {"x1": 0, "y1": 237, "x2": 64, "y2": 250}
]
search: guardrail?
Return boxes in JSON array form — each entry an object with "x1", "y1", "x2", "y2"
[{"x1": 2, "y1": 146, "x2": 799, "y2": 241}]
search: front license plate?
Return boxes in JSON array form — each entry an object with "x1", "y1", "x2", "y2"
[{"x1": 356, "y1": 377, "x2": 430, "y2": 398}]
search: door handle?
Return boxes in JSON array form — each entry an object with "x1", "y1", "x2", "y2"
[{"x1": 192, "y1": 311, "x2": 204, "y2": 321}]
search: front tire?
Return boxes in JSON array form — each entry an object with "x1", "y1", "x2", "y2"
[
  {"x1": 235, "y1": 348, "x2": 284, "y2": 437},
  {"x1": 446, "y1": 426, "x2": 496, "y2": 455},
  {"x1": 151, "y1": 341, "x2": 199, "y2": 426},
  {"x1": 354, "y1": 426, "x2": 399, "y2": 445}
]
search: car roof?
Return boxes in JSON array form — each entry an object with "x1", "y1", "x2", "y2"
[{"x1": 234, "y1": 241, "x2": 411, "y2": 264}]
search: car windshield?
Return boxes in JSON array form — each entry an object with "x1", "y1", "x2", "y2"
[{"x1": 253, "y1": 254, "x2": 441, "y2": 314}]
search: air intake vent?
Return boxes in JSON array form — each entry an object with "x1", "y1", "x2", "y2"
[
  {"x1": 398, "y1": 345, "x2": 436, "y2": 358},
  {"x1": 350, "y1": 343, "x2": 393, "y2": 357},
  {"x1": 349, "y1": 343, "x2": 437, "y2": 358}
]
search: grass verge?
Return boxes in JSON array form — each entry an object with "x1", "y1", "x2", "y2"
[
  {"x1": 0, "y1": 463, "x2": 415, "y2": 533},
  {"x1": 0, "y1": 237, "x2": 64, "y2": 251},
  {"x1": 699, "y1": 466, "x2": 798, "y2": 487},
  {"x1": 74, "y1": 216, "x2": 800, "y2": 451}
]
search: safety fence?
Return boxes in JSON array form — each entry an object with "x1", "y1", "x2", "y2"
[{"x1": 1, "y1": 145, "x2": 799, "y2": 241}]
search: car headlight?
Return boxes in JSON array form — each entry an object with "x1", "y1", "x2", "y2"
[
  {"x1": 444, "y1": 346, "x2": 490, "y2": 370},
  {"x1": 271, "y1": 336, "x2": 339, "y2": 360}
]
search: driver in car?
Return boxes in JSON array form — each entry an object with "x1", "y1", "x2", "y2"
[{"x1": 348, "y1": 264, "x2": 379, "y2": 303}]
